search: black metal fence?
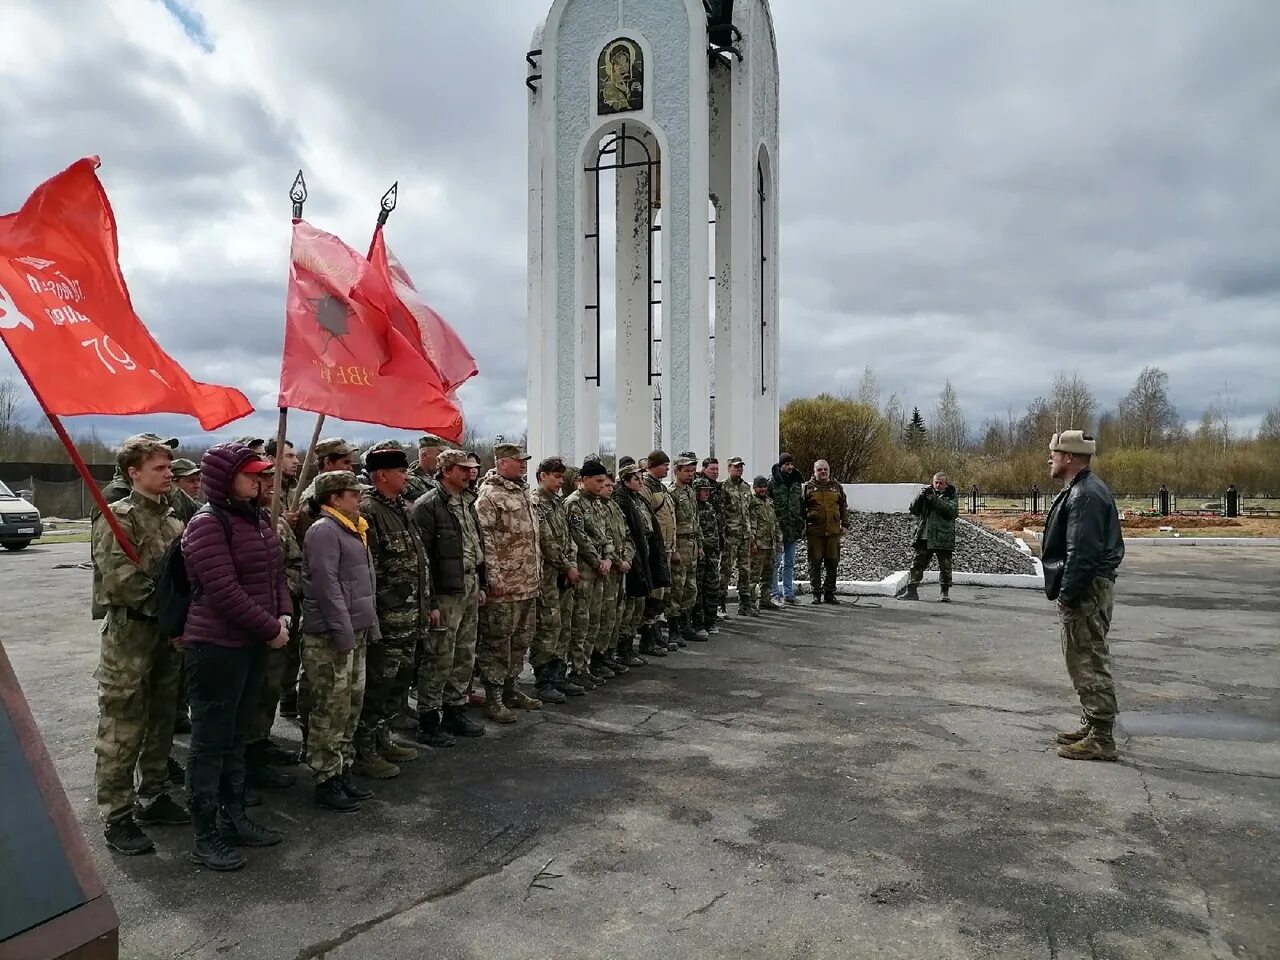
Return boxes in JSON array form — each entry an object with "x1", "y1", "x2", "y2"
[{"x1": 964, "y1": 486, "x2": 1277, "y2": 518}]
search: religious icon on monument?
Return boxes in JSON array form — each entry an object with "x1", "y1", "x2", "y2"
[{"x1": 598, "y1": 38, "x2": 644, "y2": 114}]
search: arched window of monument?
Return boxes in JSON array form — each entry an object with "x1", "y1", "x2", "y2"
[{"x1": 582, "y1": 122, "x2": 663, "y2": 450}]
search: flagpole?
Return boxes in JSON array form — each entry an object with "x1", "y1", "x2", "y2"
[
  {"x1": 3, "y1": 348, "x2": 140, "y2": 564},
  {"x1": 290, "y1": 180, "x2": 399, "y2": 509},
  {"x1": 272, "y1": 169, "x2": 307, "y2": 532}
]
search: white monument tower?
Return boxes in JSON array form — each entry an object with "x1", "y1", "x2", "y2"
[{"x1": 526, "y1": 0, "x2": 779, "y2": 466}]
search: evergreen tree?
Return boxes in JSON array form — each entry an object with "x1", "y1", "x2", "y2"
[{"x1": 903, "y1": 407, "x2": 927, "y2": 450}]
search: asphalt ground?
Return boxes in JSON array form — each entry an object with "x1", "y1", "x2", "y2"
[{"x1": 3, "y1": 542, "x2": 1277, "y2": 960}]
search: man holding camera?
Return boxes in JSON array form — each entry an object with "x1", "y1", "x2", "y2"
[{"x1": 899, "y1": 472, "x2": 959, "y2": 603}]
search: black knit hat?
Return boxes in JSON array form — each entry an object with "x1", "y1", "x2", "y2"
[
  {"x1": 579, "y1": 460, "x2": 608, "y2": 478},
  {"x1": 365, "y1": 447, "x2": 409, "y2": 471}
]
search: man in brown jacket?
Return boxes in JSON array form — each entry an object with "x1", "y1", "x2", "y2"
[{"x1": 803, "y1": 459, "x2": 850, "y2": 604}]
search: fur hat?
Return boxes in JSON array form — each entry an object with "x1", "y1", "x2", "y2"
[{"x1": 1049, "y1": 430, "x2": 1097, "y2": 456}]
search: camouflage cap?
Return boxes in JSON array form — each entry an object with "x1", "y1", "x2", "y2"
[
  {"x1": 125, "y1": 433, "x2": 179, "y2": 448},
  {"x1": 170, "y1": 458, "x2": 200, "y2": 477},
  {"x1": 673, "y1": 455, "x2": 698, "y2": 469},
  {"x1": 313, "y1": 470, "x2": 361, "y2": 498},
  {"x1": 235, "y1": 435, "x2": 264, "y2": 449},
  {"x1": 678, "y1": 450, "x2": 697, "y2": 462},
  {"x1": 438, "y1": 448, "x2": 479, "y2": 470},
  {"x1": 693, "y1": 475, "x2": 715, "y2": 491},
  {"x1": 418, "y1": 434, "x2": 446, "y2": 449},
  {"x1": 727, "y1": 456, "x2": 745, "y2": 467},
  {"x1": 493, "y1": 442, "x2": 531, "y2": 462},
  {"x1": 366, "y1": 438, "x2": 408, "y2": 455},
  {"x1": 753, "y1": 474, "x2": 770, "y2": 487},
  {"x1": 618, "y1": 463, "x2": 642, "y2": 480},
  {"x1": 313, "y1": 438, "x2": 356, "y2": 460}
]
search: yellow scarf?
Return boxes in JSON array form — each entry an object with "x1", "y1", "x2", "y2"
[{"x1": 321, "y1": 505, "x2": 369, "y2": 548}]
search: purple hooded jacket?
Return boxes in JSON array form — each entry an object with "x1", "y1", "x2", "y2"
[{"x1": 180, "y1": 442, "x2": 291, "y2": 649}]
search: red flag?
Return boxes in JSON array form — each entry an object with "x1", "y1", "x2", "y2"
[
  {"x1": 279, "y1": 220, "x2": 463, "y2": 442},
  {"x1": 0, "y1": 158, "x2": 253, "y2": 430},
  {"x1": 368, "y1": 227, "x2": 478, "y2": 392}
]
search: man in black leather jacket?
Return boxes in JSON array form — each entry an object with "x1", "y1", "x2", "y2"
[{"x1": 1041, "y1": 431, "x2": 1124, "y2": 762}]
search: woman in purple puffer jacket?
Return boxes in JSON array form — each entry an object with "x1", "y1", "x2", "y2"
[{"x1": 180, "y1": 441, "x2": 291, "y2": 872}]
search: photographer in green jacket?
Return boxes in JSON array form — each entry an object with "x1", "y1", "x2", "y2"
[{"x1": 899, "y1": 472, "x2": 959, "y2": 603}]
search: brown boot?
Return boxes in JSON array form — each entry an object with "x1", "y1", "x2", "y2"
[
  {"x1": 376, "y1": 725, "x2": 419, "y2": 763},
  {"x1": 351, "y1": 735, "x2": 401, "y2": 779},
  {"x1": 1055, "y1": 716, "x2": 1092, "y2": 745},
  {"x1": 1057, "y1": 722, "x2": 1118, "y2": 762},
  {"x1": 484, "y1": 682, "x2": 517, "y2": 724},
  {"x1": 504, "y1": 678, "x2": 542, "y2": 710}
]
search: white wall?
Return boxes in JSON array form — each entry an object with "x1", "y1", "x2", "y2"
[{"x1": 842, "y1": 483, "x2": 925, "y2": 514}]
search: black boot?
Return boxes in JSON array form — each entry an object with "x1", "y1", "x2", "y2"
[
  {"x1": 340, "y1": 766, "x2": 375, "y2": 800},
  {"x1": 217, "y1": 799, "x2": 283, "y2": 847},
  {"x1": 417, "y1": 708, "x2": 458, "y2": 748},
  {"x1": 551, "y1": 659, "x2": 586, "y2": 696},
  {"x1": 638, "y1": 623, "x2": 667, "y2": 657},
  {"x1": 897, "y1": 582, "x2": 920, "y2": 601},
  {"x1": 604, "y1": 648, "x2": 630, "y2": 674},
  {"x1": 809, "y1": 593, "x2": 824, "y2": 604},
  {"x1": 825, "y1": 594, "x2": 841, "y2": 605},
  {"x1": 246, "y1": 742, "x2": 296, "y2": 790},
  {"x1": 442, "y1": 704, "x2": 486, "y2": 738},
  {"x1": 104, "y1": 817, "x2": 155, "y2": 856},
  {"x1": 315, "y1": 775, "x2": 361, "y2": 812},
  {"x1": 619, "y1": 634, "x2": 646, "y2": 667},
  {"x1": 190, "y1": 803, "x2": 246, "y2": 871},
  {"x1": 680, "y1": 615, "x2": 701, "y2": 643},
  {"x1": 939, "y1": 585, "x2": 952, "y2": 603},
  {"x1": 667, "y1": 619, "x2": 684, "y2": 650},
  {"x1": 534, "y1": 664, "x2": 568, "y2": 703}
]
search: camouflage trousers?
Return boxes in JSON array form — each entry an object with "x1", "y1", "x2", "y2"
[
  {"x1": 477, "y1": 598, "x2": 535, "y2": 684},
  {"x1": 665, "y1": 536, "x2": 699, "y2": 618},
  {"x1": 531, "y1": 576, "x2": 574, "y2": 668},
  {"x1": 598, "y1": 572, "x2": 624, "y2": 652},
  {"x1": 417, "y1": 573, "x2": 480, "y2": 710},
  {"x1": 747, "y1": 549, "x2": 772, "y2": 606},
  {"x1": 719, "y1": 534, "x2": 751, "y2": 607},
  {"x1": 621, "y1": 596, "x2": 646, "y2": 633},
  {"x1": 571, "y1": 569, "x2": 605, "y2": 671},
  {"x1": 302, "y1": 631, "x2": 367, "y2": 782},
  {"x1": 908, "y1": 542, "x2": 953, "y2": 588},
  {"x1": 93, "y1": 610, "x2": 181, "y2": 824},
  {"x1": 695, "y1": 551, "x2": 722, "y2": 627},
  {"x1": 1060, "y1": 577, "x2": 1119, "y2": 724},
  {"x1": 358, "y1": 608, "x2": 421, "y2": 745}
]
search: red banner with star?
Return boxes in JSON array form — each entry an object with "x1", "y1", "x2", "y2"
[{"x1": 277, "y1": 220, "x2": 463, "y2": 442}]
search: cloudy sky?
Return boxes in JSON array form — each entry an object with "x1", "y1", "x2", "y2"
[{"x1": 1, "y1": 0, "x2": 1277, "y2": 451}]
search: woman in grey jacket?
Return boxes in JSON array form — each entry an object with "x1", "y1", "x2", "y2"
[{"x1": 300, "y1": 471, "x2": 381, "y2": 812}]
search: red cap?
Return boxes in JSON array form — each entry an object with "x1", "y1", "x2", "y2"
[{"x1": 239, "y1": 457, "x2": 274, "y2": 475}]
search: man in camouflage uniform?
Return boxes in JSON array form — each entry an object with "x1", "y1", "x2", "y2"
[
  {"x1": 746, "y1": 476, "x2": 783, "y2": 615},
  {"x1": 413, "y1": 450, "x2": 488, "y2": 747},
  {"x1": 292, "y1": 438, "x2": 357, "y2": 542},
  {"x1": 665, "y1": 455, "x2": 702, "y2": 646},
  {"x1": 698, "y1": 459, "x2": 727, "y2": 625},
  {"x1": 352, "y1": 444, "x2": 427, "y2": 777},
  {"x1": 91, "y1": 436, "x2": 189, "y2": 855},
  {"x1": 564, "y1": 460, "x2": 614, "y2": 687},
  {"x1": 530, "y1": 457, "x2": 580, "y2": 701},
  {"x1": 475, "y1": 443, "x2": 543, "y2": 722},
  {"x1": 596, "y1": 472, "x2": 635, "y2": 675},
  {"x1": 719, "y1": 457, "x2": 754, "y2": 615},
  {"x1": 613, "y1": 460, "x2": 655, "y2": 664},
  {"x1": 404, "y1": 435, "x2": 444, "y2": 503},
  {"x1": 641, "y1": 452, "x2": 677, "y2": 654},
  {"x1": 244, "y1": 465, "x2": 304, "y2": 790},
  {"x1": 691, "y1": 476, "x2": 720, "y2": 640}
]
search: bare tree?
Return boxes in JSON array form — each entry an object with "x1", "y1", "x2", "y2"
[
  {"x1": 1117, "y1": 366, "x2": 1179, "y2": 448},
  {"x1": 855, "y1": 366, "x2": 880, "y2": 409},
  {"x1": 1048, "y1": 371, "x2": 1096, "y2": 433},
  {"x1": 932, "y1": 380, "x2": 967, "y2": 452},
  {"x1": 0, "y1": 377, "x2": 27, "y2": 459},
  {"x1": 1258, "y1": 402, "x2": 1280, "y2": 443},
  {"x1": 1017, "y1": 396, "x2": 1055, "y2": 449},
  {"x1": 882, "y1": 391, "x2": 906, "y2": 443}
]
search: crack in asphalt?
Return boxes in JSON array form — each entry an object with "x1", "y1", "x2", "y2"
[
  {"x1": 291, "y1": 824, "x2": 539, "y2": 960},
  {"x1": 1127, "y1": 735, "x2": 1233, "y2": 960}
]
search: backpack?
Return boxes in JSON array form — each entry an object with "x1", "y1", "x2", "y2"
[{"x1": 156, "y1": 504, "x2": 232, "y2": 639}]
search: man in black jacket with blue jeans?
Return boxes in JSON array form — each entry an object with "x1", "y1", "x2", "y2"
[{"x1": 1041, "y1": 431, "x2": 1125, "y2": 762}]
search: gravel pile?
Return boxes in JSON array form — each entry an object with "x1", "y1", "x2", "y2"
[{"x1": 788, "y1": 514, "x2": 1036, "y2": 582}]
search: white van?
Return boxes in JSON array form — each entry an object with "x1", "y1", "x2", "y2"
[{"x1": 0, "y1": 480, "x2": 42, "y2": 550}]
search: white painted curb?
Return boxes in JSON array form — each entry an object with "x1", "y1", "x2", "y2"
[
  {"x1": 1121, "y1": 537, "x2": 1280, "y2": 547},
  {"x1": 727, "y1": 557, "x2": 1046, "y2": 599}
]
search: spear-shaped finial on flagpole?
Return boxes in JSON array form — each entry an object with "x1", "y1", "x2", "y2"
[
  {"x1": 378, "y1": 181, "x2": 398, "y2": 227},
  {"x1": 290, "y1": 170, "x2": 308, "y2": 220}
]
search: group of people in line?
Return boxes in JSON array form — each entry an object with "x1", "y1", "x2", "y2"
[{"x1": 89, "y1": 425, "x2": 1124, "y2": 874}]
